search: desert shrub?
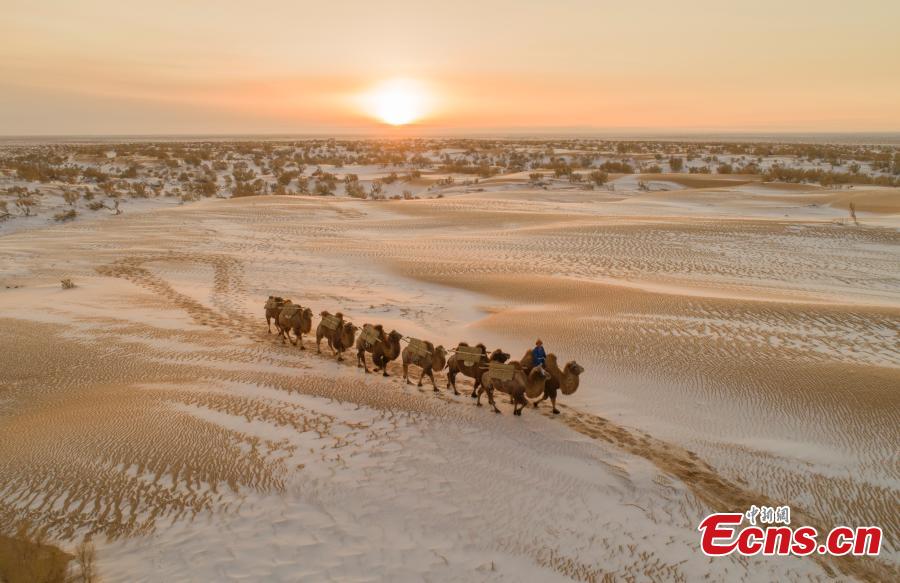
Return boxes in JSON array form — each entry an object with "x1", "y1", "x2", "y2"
[
  {"x1": 62, "y1": 189, "x2": 80, "y2": 206},
  {"x1": 568, "y1": 172, "x2": 583, "y2": 183},
  {"x1": 82, "y1": 167, "x2": 109, "y2": 183},
  {"x1": 717, "y1": 163, "x2": 734, "y2": 174},
  {"x1": 849, "y1": 201, "x2": 859, "y2": 225},
  {"x1": 130, "y1": 182, "x2": 149, "y2": 198},
  {"x1": 54, "y1": 209, "x2": 77, "y2": 222},
  {"x1": 314, "y1": 181, "x2": 334, "y2": 196},
  {"x1": 369, "y1": 181, "x2": 384, "y2": 199},
  {"x1": 669, "y1": 156, "x2": 684, "y2": 171},
  {"x1": 529, "y1": 172, "x2": 544, "y2": 183},
  {"x1": 277, "y1": 170, "x2": 298, "y2": 186},
  {"x1": 87, "y1": 200, "x2": 106, "y2": 211},
  {"x1": 15, "y1": 193, "x2": 36, "y2": 216},
  {"x1": 345, "y1": 181, "x2": 366, "y2": 199},
  {"x1": 193, "y1": 179, "x2": 217, "y2": 197},
  {"x1": 61, "y1": 278, "x2": 75, "y2": 289},
  {"x1": 588, "y1": 170, "x2": 609, "y2": 185},
  {"x1": 599, "y1": 160, "x2": 634, "y2": 173},
  {"x1": 553, "y1": 164, "x2": 572, "y2": 178},
  {"x1": 645, "y1": 164, "x2": 663, "y2": 173}
]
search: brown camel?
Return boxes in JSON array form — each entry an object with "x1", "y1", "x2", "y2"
[
  {"x1": 477, "y1": 364, "x2": 549, "y2": 415},
  {"x1": 445, "y1": 343, "x2": 510, "y2": 396},
  {"x1": 264, "y1": 296, "x2": 286, "y2": 333},
  {"x1": 316, "y1": 311, "x2": 358, "y2": 361},
  {"x1": 401, "y1": 340, "x2": 447, "y2": 390},
  {"x1": 522, "y1": 350, "x2": 584, "y2": 414},
  {"x1": 277, "y1": 304, "x2": 313, "y2": 347},
  {"x1": 356, "y1": 325, "x2": 403, "y2": 376}
]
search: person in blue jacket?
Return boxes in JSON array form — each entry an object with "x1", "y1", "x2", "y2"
[{"x1": 532, "y1": 339, "x2": 546, "y2": 369}]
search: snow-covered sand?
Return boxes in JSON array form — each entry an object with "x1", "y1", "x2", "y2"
[{"x1": 2, "y1": 158, "x2": 899, "y2": 581}]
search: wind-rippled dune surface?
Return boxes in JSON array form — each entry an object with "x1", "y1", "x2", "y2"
[{"x1": 1, "y1": 190, "x2": 897, "y2": 581}]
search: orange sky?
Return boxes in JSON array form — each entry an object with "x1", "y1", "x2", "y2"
[{"x1": 1, "y1": 0, "x2": 899, "y2": 135}]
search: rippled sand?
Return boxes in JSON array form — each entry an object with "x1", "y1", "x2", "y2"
[{"x1": 1, "y1": 184, "x2": 897, "y2": 581}]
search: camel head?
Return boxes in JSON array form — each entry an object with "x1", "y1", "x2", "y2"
[
  {"x1": 560, "y1": 361, "x2": 583, "y2": 395},
  {"x1": 475, "y1": 343, "x2": 488, "y2": 355},
  {"x1": 342, "y1": 322, "x2": 358, "y2": 343},
  {"x1": 489, "y1": 348, "x2": 510, "y2": 363},
  {"x1": 565, "y1": 361, "x2": 584, "y2": 376},
  {"x1": 433, "y1": 345, "x2": 447, "y2": 369}
]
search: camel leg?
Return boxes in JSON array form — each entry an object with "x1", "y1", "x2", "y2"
[
  {"x1": 316, "y1": 334, "x2": 322, "y2": 353},
  {"x1": 487, "y1": 388, "x2": 500, "y2": 414},
  {"x1": 403, "y1": 364, "x2": 411, "y2": 384},
  {"x1": 475, "y1": 386, "x2": 484, "y2": 407},
  {"x1": 380, "y1": 356, "x2": 390, "y2": 377},
  {"x1": 551, "y1": 395, "x2": 559, "y2": 415},
  {"x1": 357, "y1": 350, "x2": 367, "y2": 371},
  {"x1": 417, "y1": 368, "x2": 425, "y2": 388},
  {"x1": 289, "y1": 328, "x2": 298, "y2": 346},
  {"x1": 447, "y1": 371, "x2": 459, "y2": 396},
  {"x1": 298, "y1": 333, "x2": 306, "y2": 349},
  {"x1": 515, "y1": 395, "x2": 526, "y2": 416},
  {"x1": 267, "y1": 316, "x2": 272, "y2": 333},
  {"x1": 533, "y1": 393, "x2": 548, "y2": 408}
]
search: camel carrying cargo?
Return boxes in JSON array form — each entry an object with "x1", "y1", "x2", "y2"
[
  {"x1": 406, "y1": 338, "x2": 431, "y2": 358},
  {"x1": 456, "y1": 344, "x2": 484, "y2": 367},
  {"x1": 267, "y1": 297, "x2": 583, "y2": 415},
  {"x1": 320, "y1": 313, "x2": 341, "y2": 331},
  {"x1": 264, "y1": 296, "x2": 287, "y2": 333},
  {"x1": 484, "y1": 362, "x2": 516, "y2": 381},
  {"x1": 402, "y1": 339, "x2": 447, "y2": 390},
  {"x1": 359, "y1": 324, "x2": 381, "y2": 348}
]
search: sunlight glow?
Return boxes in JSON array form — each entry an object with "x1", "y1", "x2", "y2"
[{"x1": 362, "y1": 78, "x2": 430, "y2": 126}]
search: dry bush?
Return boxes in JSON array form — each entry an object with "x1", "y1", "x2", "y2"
[
  {"x1": 15, "y1": 193, "x2": 37, "y2": 216},
  {"x1": 61, "y1": 278, "x2": 76, "y2": 289},
  {"x1": 54, "y1": 209, "x2": 77, "y2": 222},
  {"x1": 589, "y1": 170, "x2": 608, "y2": 185},
  {"x1": 62, "y1": 189, "x2": 80, "y2": 207},
  {"x1": 849, "y1": 201, "x2": 859, "y2": 225}
]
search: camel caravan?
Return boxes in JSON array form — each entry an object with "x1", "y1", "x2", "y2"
[{"x1": 264, "y1": 296, "x2": 583, "y2": 416}]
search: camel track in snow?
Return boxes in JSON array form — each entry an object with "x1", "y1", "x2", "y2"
[
  {"x1": 88, "y1": 245, "x2": 896, "y2": 581},
  {"x1": 2, "y1": 195, "x2": 897, "y2": 580}
]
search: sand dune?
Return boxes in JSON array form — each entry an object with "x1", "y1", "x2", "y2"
[{"x1": 1, "y1": 186, "x2": 898, "y2": 581}]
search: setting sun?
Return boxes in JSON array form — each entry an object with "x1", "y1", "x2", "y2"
[{"x1": 362, "y1": 78, "x2": 430, "y2": 126}]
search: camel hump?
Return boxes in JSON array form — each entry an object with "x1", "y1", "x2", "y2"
[
  {"x1": 320, "y1": 310, "x2": 330, "y2": 317},
  {"x1": 424, "y1": 340, "x2": 434, "y2": 352}
]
